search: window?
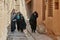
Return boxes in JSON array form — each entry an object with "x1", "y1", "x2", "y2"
[
  {"x1": 42, "y1": 0, "x2": 46, "y2": 20},
  {"x1": 55, "y1": 0, "x2": 59, "y2": 9},
  {"x1": 48, "y1": 0, "x2": 53, "y2": 17}
]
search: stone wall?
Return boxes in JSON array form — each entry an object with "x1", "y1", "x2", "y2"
[
  {"x1": 32, "y1": 0, "x2": 60, "y2": 36},
  {"x1": 0, "y1": 0, "x2": 15, "y2": 40},
  {"x1": 53, "y1": 0, "x2": 60, "y2": 35},
  {"x1": 33, "y1": 0, "x2": 43, "y2": 25},
  {"x1": 0, "y1": 0, "x2": 28, "y2": 40}
]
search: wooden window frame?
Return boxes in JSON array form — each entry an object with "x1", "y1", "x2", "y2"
[
  {"x1": 55, "y1": 0, "x2": 59, "y2": 9},
  {"x1": 48, "y1": 0, "x2": 53, "y2": 17}
]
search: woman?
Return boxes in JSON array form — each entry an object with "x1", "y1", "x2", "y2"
[
  {"x1": 20, "y1": 15, "x2": 26, "y2": 32},
  {"x1": 16, "y1": 12, "x2": 26, "y2": 32},
  {"x1": 29, "y1": 11, "x2": 38, "y2": 33},
  {"x1": 16, "y1": 12, "x2": 22, "y2": 31},
  {"x1": 11, "y1": 9, "x2": 16, "y2": 32}
]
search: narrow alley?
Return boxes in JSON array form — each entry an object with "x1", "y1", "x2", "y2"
[
  {"x1": 7, "y1": 20, "x2": 53, "y2": 40},
  {"x1": 0, "y1": 0, "x2": 60, "y2": 40}
]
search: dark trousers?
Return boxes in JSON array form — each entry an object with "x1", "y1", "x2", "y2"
[
  {"x1": 11, "y1": 21, "x2": 16, "y2": 32},
  {"x1": 31, "y1": 25, "x2": 36, "y2": 33},
  {"x1": 17, "y1": 21, "x2": 20, "y2": 31}
]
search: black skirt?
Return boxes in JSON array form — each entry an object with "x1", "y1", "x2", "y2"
[{"x1": 11, "y1": 21, "x2": 16, "y2": 32}]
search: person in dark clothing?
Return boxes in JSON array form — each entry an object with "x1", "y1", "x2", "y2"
[
  {"x1": 16, "y1": 12, "x2": 26, "y2": 32},
  {"x1": 20, "y1": 15, "x2": 26, "y2": 32},
  {"x1": 29, "y1": 11, "x2": 38, "y2": 33},
  {"x1": 16, "y1": 12, "x2": 22, "y2": 31},
  {"x1": 11, "y1": 9, "x2": 16, "y2": 32}
]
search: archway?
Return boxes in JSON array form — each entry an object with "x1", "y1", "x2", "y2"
[{"x1": 26, "y1": 0, "x2": 33, "y2": 19}]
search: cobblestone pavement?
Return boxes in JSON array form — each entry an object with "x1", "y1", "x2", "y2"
[
  {"x1": 7, "y1": 31, "x2": 27, "y2": 40},
  {"x1": 26, "y1": 20, "x2": 53, "y2": 40},
  {"x1": 7, "y1": 24, "x2": 34, "y2": 40},
  {"x1": 7, "y1": 20, "x2": 60, "y2": 40}
]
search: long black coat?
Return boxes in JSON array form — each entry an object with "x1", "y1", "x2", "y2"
[
  {"x1": 16, "y1": 13, "x2": 26, "y2": 30},
  {"x1": 11, "y1": 13, "x2": 16, "y2": 32},
  {"x1": 29, "y1": 12, "x2": 38, "y2": 30},
  {"x1": 20, "y1": 16, "x2": 26, "y2": 29}
]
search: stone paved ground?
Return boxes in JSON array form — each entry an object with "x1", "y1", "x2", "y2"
[
  {"x1": 7, "y1": 20, "x2": 60, "y2": 40},
  {"x1": 7, "y1": 24, "x2": 34, "y2": 40},
  {"x1": 7, "y1": 31, "x2": 27, "y2": 40},
  {"x1": 26, "y1": 20, "x2": 53, "y2": 40}
]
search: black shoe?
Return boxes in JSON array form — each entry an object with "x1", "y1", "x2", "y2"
[
  {"x1": 11, "y1": 30, "x2": 14, "y2": 32},
  {"x1": 18, "y1": 30, "x2": 20, "y2": 32},
  {"x1": 32, "y1": 29, "x2": 34, "y2": 33},
  {"x1": 21, "y1": 29, "x2": 23, "y2": 32},
  {"x1": 33, "y1": 30, "x2": 36, "y2": 33},
  {"x1": 17, "y1": 29, "x2": 20, "y2": 31},
  {"x1": 11, "y1": 31, "x2": 15, "y2": 33}
]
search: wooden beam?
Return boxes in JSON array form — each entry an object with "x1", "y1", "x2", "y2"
[{"x1": 26, "y1": 0, "x2": 31, "y2": 4}]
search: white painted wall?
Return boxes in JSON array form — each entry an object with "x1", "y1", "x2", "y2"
[
  {"x1": 20, "y1": 0, "x2": 28, "y2": 20},
  {"x1": 0, "y1": 0, "x2": 15, "y2": 40}
]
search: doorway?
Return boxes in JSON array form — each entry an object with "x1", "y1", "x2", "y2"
[{"x1": 26, "y1": 0, "x2": 33, "y2": 19}]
